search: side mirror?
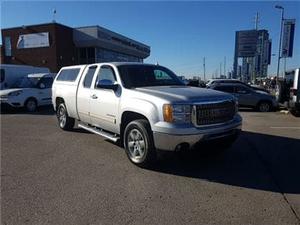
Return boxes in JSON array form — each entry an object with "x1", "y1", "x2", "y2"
[
  {"x1": 96, "y1": 79, "x2": 118, "y2": 91},
  {"x1": 39, "y1": 83, "x2": 46, "y2": 89}
]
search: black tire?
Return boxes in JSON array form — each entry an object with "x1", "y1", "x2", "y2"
[
  {"x1": 56, "y1": 103, "x2": 75, "y2": 131},
  {"x1": 123, "y1": 119, "x2": 157, "y2": 167},
  {"x1": 290, "y1": 108, "x2": 300, "y2": 117},
  {"x1": 256, "y1": 101, "x2": 272, "y2": 112},
  {"x1": 25, "y1": 98, "x2": 37, "y2": 112}
]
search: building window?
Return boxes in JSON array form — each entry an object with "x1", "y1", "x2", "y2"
[
  {"x1": 96, "y1": 48, "x2": 141, "y2": 63},
  {"x1": 4, "y1": 37, "x2": 12, "y2": 56},
  {"x1": 78, "y1": 47, "x2": 95, "y2": 64}
]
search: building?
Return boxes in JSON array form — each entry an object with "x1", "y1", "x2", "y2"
[
  {"x1": 1, "y1": 22, "x2": 150, "y2": 72},
  {"x1": 0, "y1": 45, "x2": 4, "y2": 64},
  {"x1": 74, "y1": 26, "x2": 150, "y2": 64},
  {"x1": 233, "y1": 29, "x2": 271, "y2": 81},
  {"x1": 1, "y1": 23, "x2": 76, "y2": 72}
]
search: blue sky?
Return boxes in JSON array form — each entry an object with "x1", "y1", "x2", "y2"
[{"x1": 1, "y1": 1, "x2": 299, "y2": 78}]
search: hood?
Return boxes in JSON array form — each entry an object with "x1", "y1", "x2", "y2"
[
  {"x1": 0, "y1": 88, "x2": 23, "y2": 96},
  {"x1": 134, "y1": 86, "x2": 234, "y2": 103}
]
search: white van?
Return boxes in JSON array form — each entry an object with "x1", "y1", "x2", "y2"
[
  {"x1": 0, "y1": 64, "x2": 50, "y2": 90},
  {"x1": 0, "y1": 73, "x2": 56, "y2": 112}
]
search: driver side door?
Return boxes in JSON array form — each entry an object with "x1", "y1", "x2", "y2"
[{"x1": 90, "y1": 65, "x2": 120, "y2": 133}]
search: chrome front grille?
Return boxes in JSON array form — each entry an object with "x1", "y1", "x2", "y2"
[{"x1": 194, "y1": 101, "x2": 235, "y2": 126}]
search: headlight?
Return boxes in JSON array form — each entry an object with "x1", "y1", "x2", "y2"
[
  {"x1": 8, "y1": 90, "x2": 23, "y2": 96},
  {"x1": 163, "y1": 104, "x2": 191, "y2": 123},
  {"x1": 234, "y1": 98, "x2": 239, "y2": 113}
]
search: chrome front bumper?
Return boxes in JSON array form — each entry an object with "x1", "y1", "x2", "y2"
[{"x1": 152, "y1": 115, "x2": 242, "y2": 151}]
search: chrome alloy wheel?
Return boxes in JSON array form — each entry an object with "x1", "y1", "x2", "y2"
[
  {"x1": 127, "y1": 128, "x2": 146, "y2": 162},
  {"x1": 58, "y1": 105, "x2": 67, "y2": 128}
]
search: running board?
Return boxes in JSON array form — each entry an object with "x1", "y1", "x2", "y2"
[{"x1": 78, "y1": 124, "x2": 119, "y2": 142}]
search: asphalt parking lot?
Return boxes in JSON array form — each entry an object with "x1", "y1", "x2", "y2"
[{"x1": 1, "y1": 108, "x2": 300, "y2": 225}]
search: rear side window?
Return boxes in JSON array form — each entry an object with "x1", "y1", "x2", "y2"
[
  {"x1": 0, "y1": 69, "x2": 5, "y2": 83},
  {"x1": 236, "y1": 86, "x2": 250, "y2": 94},
  {"x1": 40, "y1": 77, "x2": 54, "y2": 88},
  {"x1": 56, "y1": 68, "x2": 80, "y2": 82},
  {"x1": 215, "y1": 85, "x2": 234, "y2": 93}
]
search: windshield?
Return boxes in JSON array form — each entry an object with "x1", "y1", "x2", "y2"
[
  {"x1": 117, "y1": 65, "x2": 184, "y2": 88},
  {"x1": 12, "y1": 76, "x2": 41, "y2": 88}
]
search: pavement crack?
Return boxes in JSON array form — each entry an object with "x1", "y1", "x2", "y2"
[{"x1": 244, "y1": 136, "x2": 300, "y2": 224}]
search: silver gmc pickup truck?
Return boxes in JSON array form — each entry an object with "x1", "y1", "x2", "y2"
[{"x1": 52, "y1": 62, "x2": 242, "y2": 167}]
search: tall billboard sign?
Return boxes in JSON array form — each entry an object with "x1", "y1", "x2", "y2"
[
  {"x1": 281, "y1": 19, "x2": 296, "y2": 58},
  {"x1": 236, "y1": 30, "x2": 259, "y2": 57}
]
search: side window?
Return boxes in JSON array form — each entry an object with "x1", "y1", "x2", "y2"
[
  {"x1": 154, "y1": 69, "x2": 172, "y2": 80},
  {"x1": 0, "y1": 69, "x2": 5, "y2": 83},
  {"x1": 95, "y1": 66, "x2": 116, "y2": 88},
  {"x1": 236, "y1": 86, "x2": 250, "y2": 94},
  {"x1": 83, "y1": 66, "x2": 97, "y2": 88},
  {"x1": 215, "y1": 86, "x2": 234, "y2": 93},
  {"x1": 40, "y1": 77, "x2": 54, "y2": 88},
  {"x1": 56, "y1": 68, "x2": 80, "y2": 82}
]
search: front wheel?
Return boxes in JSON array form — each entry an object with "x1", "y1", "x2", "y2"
[
  {"x1": 123, "y1": 119, "x2": 157, "y2": 167},
  {"x1": 56, "y1": 103, "x2": 75, "y2": 131},
  {"x1": 25, "y1": 98, "x2": 37, "y2": 112}
]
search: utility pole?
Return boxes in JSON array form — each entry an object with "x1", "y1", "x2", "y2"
[
  {"x1": 275, "y1": 5, "x2": 284, "y2": 78},
  {"x1": 52, "y1": 8, "x2": 57, "y2": 22},
  {"x1": 284, "y1": 57, "x2": 287, "y2": 76},
  {"x1": 220, "y1": 62, "x2": 222, "y2": 77},
  {"x1": 203, "y1": 57, "x2": 206, "y2": 81},
  {"x1": 253, "y1": 12, "x2": 260, "y2": 83},
  {"x1": 254, "y1": 12, "x2": 260, "y2": 30},
  {"x1": 224, "y1": 56, "x2": 226, "y2": 78}
]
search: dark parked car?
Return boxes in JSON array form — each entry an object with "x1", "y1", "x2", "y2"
[
  {"x1": 206, "y1": 79, "x2": 269, "y2": 93},
  {"x1": 209, "y1": 83, "x2": 278, "y2": 112}
]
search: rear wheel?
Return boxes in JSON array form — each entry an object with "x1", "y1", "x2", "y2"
[
  {"x1": 56, "y1": 103, "x2": 75, "y2": 130},
  {"x1": 123, "y1": 119, "x2": 156, "y2": 167},
  {"x1": 257, "y1": 101, "x2": 272, "y2": 112},
  {"x1": 290, "y1": 108, "x2": 300, "y2": 117}
]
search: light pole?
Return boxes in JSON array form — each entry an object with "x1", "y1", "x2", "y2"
[
  {"x1": 203, "y1": 57, "x2": 206, "y2": 82},
  {"x1": 275, "y1": 5, "x2": 284, "y2": 78}
]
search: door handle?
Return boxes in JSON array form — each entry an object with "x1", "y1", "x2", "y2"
[{"x1": 91, "y1": 94, "x2": 98, "y2": 99}]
